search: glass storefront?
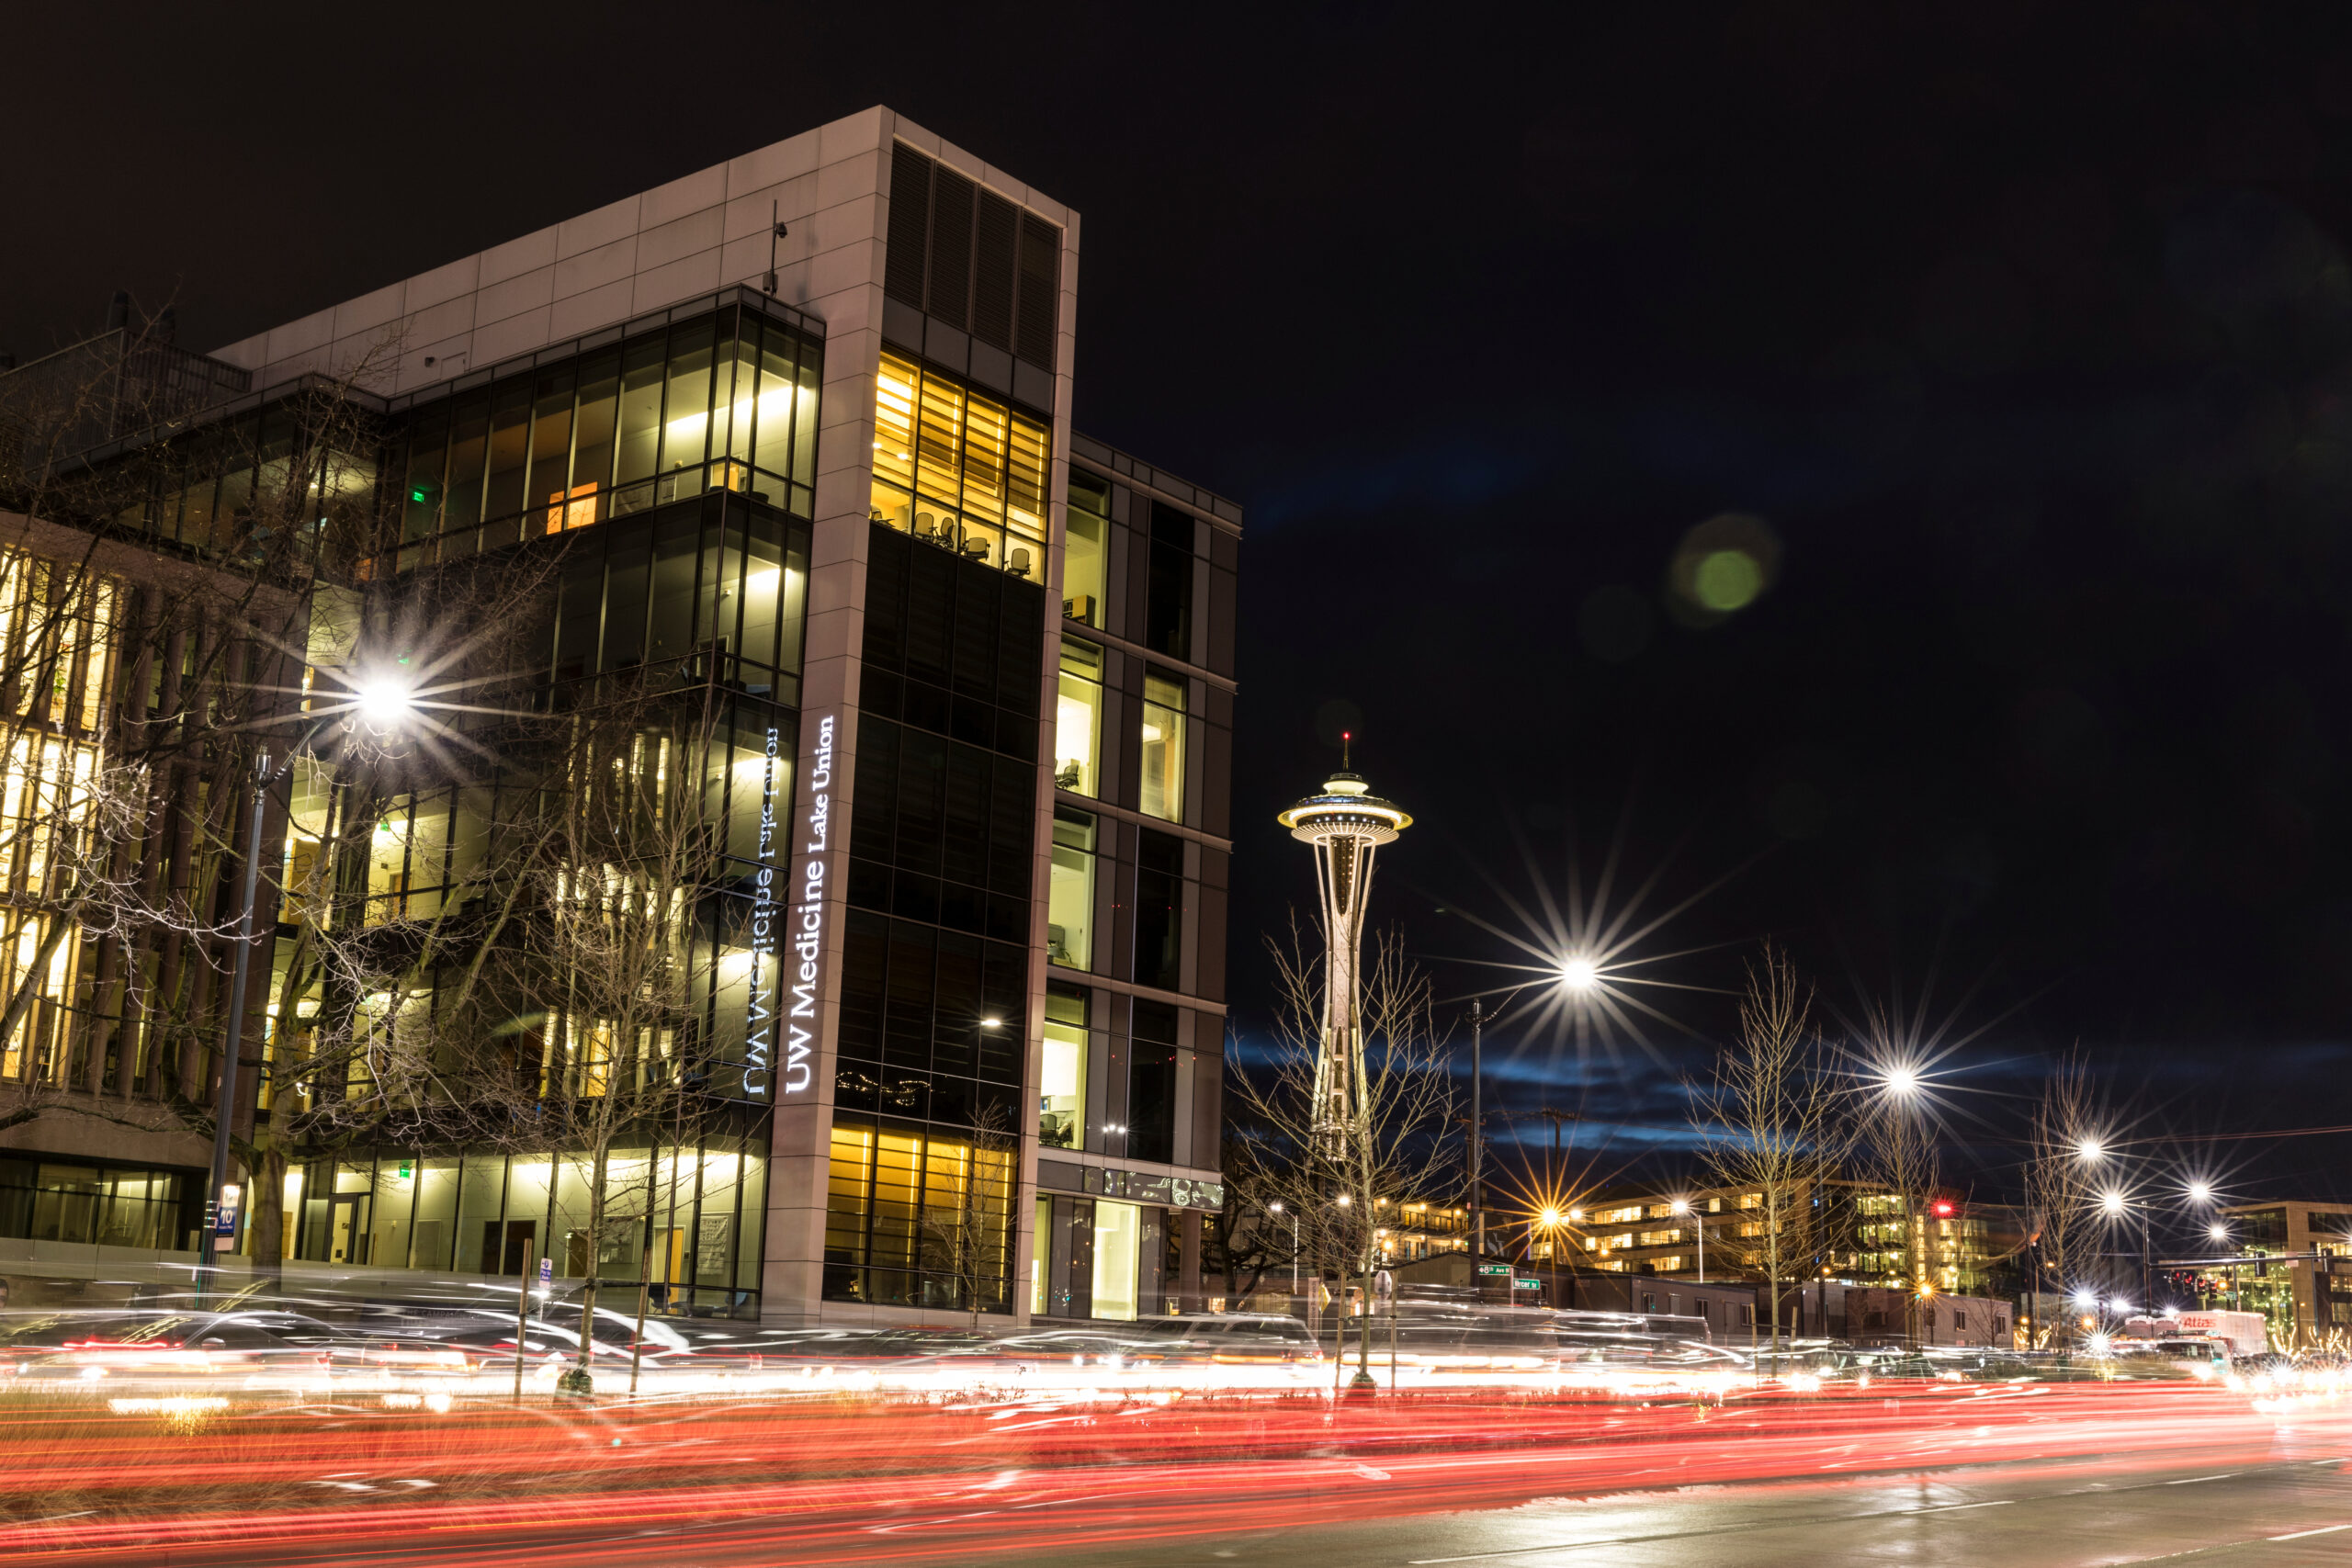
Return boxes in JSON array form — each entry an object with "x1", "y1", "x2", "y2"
[
  {"x1": 0, "y1": 1158, "x2": 192, "y2": 1251},
  {"x1": 824, "y1": 1118, "x2": 1015, "y2": 1313},
  {"x1": 288, "y1": 1130, "x2": 767, "y2": 1318}
]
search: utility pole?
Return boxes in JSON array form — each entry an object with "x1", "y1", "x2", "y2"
[{"x1": 1468, "y1": 998, "x2": 1485, "y2": 1261}]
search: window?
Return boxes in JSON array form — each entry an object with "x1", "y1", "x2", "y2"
[
  {"x1": 871, "y1": 351, "x2": 1049, "y2": 578},
  {"x1": 1739, "y1": 1191, "x2": 1763, "y2": 1209},
  {"x1": 824, "y1": 1120, "x2": 1012, "y2": 1313},
  {"x1": 1055, "y1": 637, "x2": 1102, "y2": 795},
  {"x1": 1128, "y1": 1001, "x2": 1179, "y2": 1164},
  {"x1": 1048, "y1": 810, "x2": 1095, "y2": 969},
  {"x1": 1145, "y1": 502, "x2": 1193, "y2": 660},
  {"x1": 1092, "y1": 1199, "x2": 1139, "y2": 1321},
  {"x1": 1134, "y1": 829, "x2": 1183, "y2": 991},
  {"x1": 0, "y1": 1159, "x2": 188, "y2": 1250},
  {"x1": 1139, "y1": 671, "x2": 1185, "y2": 822},
  {"x1": 1040, "y1": 987, "x2": 1087, "y2": 1150},
  {"x1": 1065, "y1": 471, "x2": 1108, "y2": 626},
  {"x1": 1638, "y1": 1229, "x2": 1682, "y2": 1247}
]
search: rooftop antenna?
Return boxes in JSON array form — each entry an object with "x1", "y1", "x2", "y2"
[
  {"x1": 763, "y1": 203, "x2": 787, "y2": 295},
  {"x1": 1340, "y1": 729, "x2": 1352, "y2": 770}
]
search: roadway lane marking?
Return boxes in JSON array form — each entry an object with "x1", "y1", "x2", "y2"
[
  {"x1": 2165, "y1": 1473, "x2": 2238, "y2": 1484},
  {"x1": 1905, "y1": 1500, "x2": 2014, "y2": 1513},
  {"x1": 2271, "y1": 1524, "x2": 2352, "y2": 1540}
]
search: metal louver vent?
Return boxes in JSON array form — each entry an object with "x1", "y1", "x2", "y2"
[
  {"x1": 1015, "y1": 212, "x2": 1059, "y2": 371},
  {"x1": 972, "y1": 191, "x2": 1017, "y2": 352},
  {"x1": 885, "y1": 143, "x2": 932, "y2": 308},
  {"x1": 885, "y1": 141, "x2": 1062, "y2": 378},
  {"x1": 927, "y1": 165, "x2": 975, "y2": 330}
]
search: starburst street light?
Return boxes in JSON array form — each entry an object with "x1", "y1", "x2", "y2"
[
  {"x1": 2208, "y1": 1223, "x2": 2229, "y2": 1242},
  {"x1": 1558, "y1": 956, "x2": 1600, "y2": 991},
  {"x1": 2101, "y1": 1190, "x2": 2127, "y2": 1217},
  {"x1": 1882, "y1": 1063, "x2": 1921, "y2": 1097},
  {"x1": 2187, "y1": 1180, "x2": 2213, "y2": 1204},
  {"x1": 352, "y1": 677, "x2": 415, "y2": 731},
  {"x1": 2076, "y1": 1139, "x2": 2104, "y2": 1163}
]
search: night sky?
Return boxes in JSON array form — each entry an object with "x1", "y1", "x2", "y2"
[{"x1": 9, "y1": 4, "x2": 2352, "y2": 1202}]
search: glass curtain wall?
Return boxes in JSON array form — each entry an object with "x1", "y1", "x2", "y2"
[
  {"x1": 389, "y1": 303, "x2": 820, "y2": 571},
  {"x1": 0, "y1": 553, "x2": 120, "y2": 1089},
  {"x1": 869, "y1": 352, "x2": 1050, "y2": 579}
]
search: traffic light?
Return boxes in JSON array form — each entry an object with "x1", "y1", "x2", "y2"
[{"x1": 1930, "y1": 1201, "x2": 1955, "y2": 1217}]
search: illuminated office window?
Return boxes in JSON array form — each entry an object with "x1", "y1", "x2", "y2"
[
  {"x1": 1040, "y1": 987, "x2": 1087, "y2": 1150},
  {"x1": 1048, "y1": 810, "x2": 1096, "y2": 969},
  {"x1": 1055, "y1": 637, "x2": 1102, "y2": 795},
  {"x1": 1064, "y1": 471, "x2": 1108, "y2": 626},
  {"x1": 1139, "y1": 670, "x2": 1185, "y2": 822},
  {"x1": 869, "y1": 351, "x2": 1049, "y2": 580}
]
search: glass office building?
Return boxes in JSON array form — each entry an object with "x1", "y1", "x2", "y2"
[{"x1": 0, "y1": 107, "x2": 1240, "y2": 1328}]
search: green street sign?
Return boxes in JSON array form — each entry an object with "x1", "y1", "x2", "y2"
[
  {"x1": 1515, "y1": 1278, "x2": 1541, "y2": 1290},
  {"x1": 1477, "y1": 1262, "x2": 1512, "y2": 1276}
]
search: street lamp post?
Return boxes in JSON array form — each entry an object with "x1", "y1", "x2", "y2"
[
  {"x1": 1468, "y1": 998, "x2": 1485, "y2": 1262},
  {"x1": 1672, "y1": 1198, "x2": 1705, "y2": 1283},
  {"x1": 198, "y1": 682, "x2": 411, "y2": 1310}
]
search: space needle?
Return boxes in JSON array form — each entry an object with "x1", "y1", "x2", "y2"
[{"x1": 1276, "y1": 738, "x2": 1412, "y2": 1161}]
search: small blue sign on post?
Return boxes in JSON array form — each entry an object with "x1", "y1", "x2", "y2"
[
  {"x1": 213, "y1": 1185, "x2": 242, "y2": 1252},
  {"x1": 537, "y1": 1257, "x2": 554, "y2": 1292}
]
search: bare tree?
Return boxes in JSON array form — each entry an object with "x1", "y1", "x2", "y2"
[
  {"x1": 2022, "y1": 1053, "x2": 2103, "y2": 1349},
  {"x1": 1203, "y1": 1119, "x2": 1294, "y2": 1311},
  {"x1": 920, "y1": 1100, "x2": 1018, "y2": 1328},
  {"x1": 1232, "y1": 919, "x2": 1458, "y2": 1390},
  {"x1": 1690, "y1": 945, "x2": 1853, "y2": 1367},
  {"x1": 0, "y1": 319, "x2": 396, "y2": 1170}
]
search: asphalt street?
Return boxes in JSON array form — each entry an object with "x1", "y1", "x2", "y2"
[
  {"x1": 28, "y1": 1418, "x2": 2343, "y2": 1568},
  {"x1": 1035, "y1": 1452, "x2": 2352, "y2": 1568}
]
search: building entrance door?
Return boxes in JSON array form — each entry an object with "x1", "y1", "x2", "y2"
[
  {"x1": 327, "y1": 1194, "x2": 371, "y2": 1264},
  {"x1": 478, "y1": 1219, "x2": 537, "y2": 1276}
]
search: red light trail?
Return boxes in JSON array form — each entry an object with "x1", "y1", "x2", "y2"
[{"x1": 0, "y1": 1382, "x2": 2342, "y2": 1566}]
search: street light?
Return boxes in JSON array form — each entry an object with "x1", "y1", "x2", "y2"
[
  {"x1": 2186, "y1": 1180, "x2": 2213, "y2": 1205},
  {"x1": 1558, "y1": 957, "x2": 1599, "y2": 991},
  {"x1": 1883, "y1": 1065, "x2": 1920, "y2": 1097},
  {"x1": 1671, "y1": 1197, "x2": 1705, "y2": 1282},
  {"x1": 2208, "y1": 1224, "x2": 2229, "y2": 1242},
  {"x1": 2101, "y1": 1190, "x2": 2126, "y2": 1216},
  {"x1": 2075, "y1": 1139, "x2": 2103, "y2": 1163}
]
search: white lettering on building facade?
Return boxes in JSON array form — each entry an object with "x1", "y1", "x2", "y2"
[{"x1": 781, "y1": 714, "x2": 833, "y2": 1097}]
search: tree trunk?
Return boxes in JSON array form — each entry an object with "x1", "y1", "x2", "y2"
[
  {"x1": 579, "y1": 1148, "x2": 604, "y2": 1375},
  {"x1": 251, "y1": 1143, "x2": 288, "y2": 1290}
]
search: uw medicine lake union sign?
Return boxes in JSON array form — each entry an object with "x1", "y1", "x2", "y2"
[{"x1": 751, "y1": 713, "x2": 833, "y2": 1100}]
